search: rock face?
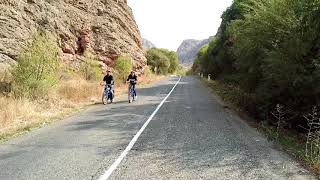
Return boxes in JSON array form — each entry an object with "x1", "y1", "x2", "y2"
[
  {"x1": 177, "y1": 38, "x2": 210, "y2": 64},
  {"x1": 0, "y1": 0, "x2": 146, "y2": 73},
  {"x1": 142, "y1": 38, "x2": 156, "y2": 49}
]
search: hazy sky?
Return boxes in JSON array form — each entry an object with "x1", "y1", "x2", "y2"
[{"x1": 127, "y1": 0, "x2": 233, "y2": 51}]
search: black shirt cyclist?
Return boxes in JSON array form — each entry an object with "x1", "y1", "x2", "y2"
[
  {"x1": 127, "y1": 72, "x2": 137, "y2": 84},
  {"x1": 103, "y1": 71, "x2": 114, "y2": 85},
  {"x1": 127, "y1": 71, "x2": 137, "y2": 97}
]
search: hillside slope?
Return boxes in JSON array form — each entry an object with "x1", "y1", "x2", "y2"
[
  {"x1": 177, "y1": 38, "x2": 210, "y2": 64},
  {"x1": 142, "y1": 38, "x2": 156, "y2": 49},
  {"x1": 0, "y1": 0, "x2": 146, "y2": 74}
]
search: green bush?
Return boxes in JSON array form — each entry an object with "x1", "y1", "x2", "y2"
[
  {"x1": 79, "y1": 51, "x2": 102, "y2": 81},
  {"x1": 146, "y1": 48, "x2": 179, "y2": 75},
  {"x1": 143, "y1": 66, "x2": 153, "y2": 76},
  {"x1": 228, "y1": 0, "x2": 320, "y2": 109},
  {"x1": 13, "y1": 31, "x2": 61, "y2": 98},
  {"x1": 115, "y1": 55, "x2": 133, "y2": 83}
]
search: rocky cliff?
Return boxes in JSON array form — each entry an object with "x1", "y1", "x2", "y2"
[
  {"x1": 0, "y1": 0, "x2": 146, "y2": 74},
  {"x1": 142, "y1": 38, "x2": 156, "y2": 49},
  {"x1": 177, "y1": 38, "x2": 210, "y2": 64}
]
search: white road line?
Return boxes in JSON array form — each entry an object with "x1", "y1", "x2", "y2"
[{"x1": 98, "y1": 77, "x2": 181, "y2": 180}]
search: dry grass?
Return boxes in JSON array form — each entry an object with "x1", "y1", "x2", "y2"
[
  {"x1": 0, "y1": 74, "x2": 163, "y2": 140},
  {"x1": 0, "y1": 97, "x2": 37, "y2": 129},
  {"x1": 57, "y1": 79, "x2": 102, "y2": 104},
  {"x1": 140, "y1": 73, "x2": 163, "y2": 85},
  {"x1": 0, "y1": 80, "x2": 98, "y2": 138}
]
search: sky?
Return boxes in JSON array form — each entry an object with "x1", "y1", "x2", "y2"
[{"x1": 127, "y1": 0, "x2": 234, "y2": 51}]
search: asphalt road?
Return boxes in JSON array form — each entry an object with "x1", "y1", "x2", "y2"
[{"x1": 0, "y1": 77, "x2": 316, "y2": 180}]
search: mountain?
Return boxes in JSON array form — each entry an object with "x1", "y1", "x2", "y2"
[
  {"x1": 0, "y1": 0, "x2": 146, "y2": 74},
  {"x1": 177, "y1": 38, "x2": 210, "y2": 64},
  {"x1": 142, "y1": 39, "x2": 156, "y2": 49}
]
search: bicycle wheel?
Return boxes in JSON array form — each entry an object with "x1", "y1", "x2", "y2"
[
  {"x1": 102, "y1": 93, "x2": 108, "y2": 105},
  {"x1": 128, "y1": 87, "x2": 134, "y2": 103}
]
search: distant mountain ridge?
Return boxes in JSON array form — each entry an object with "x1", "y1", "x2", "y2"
[
  {"x1": 142, "y1": 38, "x2": 156, "y2": 49},
  {"x1": 177, "y1": 38, "x2": 211, "y2": 64}
]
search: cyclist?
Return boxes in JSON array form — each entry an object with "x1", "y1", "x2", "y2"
[
  {"x1": 102, "y1": 70, "x2": 114, "y2": 99},
  {"x1": 127, "y1": 71, "x2": 137, "y2": 99}
]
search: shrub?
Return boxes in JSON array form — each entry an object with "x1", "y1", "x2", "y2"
[
  {"x1": 79, "y1": 51, "x2": 102, "y2": 81},
  {"x1": 143, "y1": 66, "x2": 153, "y2": 76},
  {"x1": 114, "y1": 55, "x2": 133, "y2": 83},
  {"x1": 12, "y1": 31, "x2": 61, "y2": 98}
]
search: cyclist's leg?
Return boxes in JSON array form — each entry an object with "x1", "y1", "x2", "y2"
[
  {"x1": 132, "y1": 84, "x2": 135, "y2": 97},
  {"x1": 133, "y1": 84, "x2": 137, "y2": 97},
  {"x1": 104, "y1": 85, "x2": 108, "y2": 96},
  {"x1": 128, "y1": 84, "x2": 132, "y2": 95}
]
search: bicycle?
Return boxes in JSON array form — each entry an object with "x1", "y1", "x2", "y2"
[
  {"x1": 128, "y1": 81, "x2": 136, "y2": 103},
  {"x1": 102, "y1": 84, "x2": 114, "y2": 105}
]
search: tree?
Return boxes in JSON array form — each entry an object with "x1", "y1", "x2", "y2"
[
  {"x1": 162, "y1": 50, "x2": 179, "y2": 74},
  {"x1": 146, "y1": 48, "x2": 180, "y2": 74},
  {"x1": 228, "y1": 0, "x2": 320, "y2": 105},
  {"x1": 193, "y1": 0, "x2": 320, "y2": 123}
]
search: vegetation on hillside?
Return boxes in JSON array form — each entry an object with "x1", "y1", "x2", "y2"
[
  {"x1": 193, "y1": 0, "x2": 320, "y2": 169},
  {"x1": 79, "y1": 51, "x2": 103, "y2": 81},
  {"x1": 194, "y1": 0, "x2": 320, "y2": 122},
  {"x1": 13, "y1": 32, "x2": 61, "y2": 98},
  {"x1": 114, "y1": 55, "x2": 133, "y2": 83},
  {"x1": 146, "y1": 48, "x2": 180, "y2": 75}
]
